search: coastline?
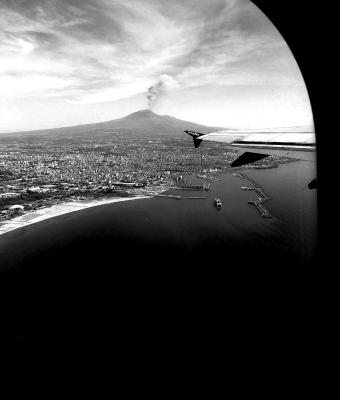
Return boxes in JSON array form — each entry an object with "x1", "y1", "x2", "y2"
[
  {"x1": 0, "y1": 161, "x2": 317, "y2": 271},
  {"x1": 0, "y1": 194, "x2": 151, "y2": 237},
  {"x1": 0, "y1": 162, "x2": 299, "y2": 238}
]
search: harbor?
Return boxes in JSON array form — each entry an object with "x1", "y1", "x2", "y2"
[
  {"x1": 158, "y1": 172, "x2": 271, "y2": 215},
  {"x1": 1, "y1": 162, "x2": 318, "y2": 272}
]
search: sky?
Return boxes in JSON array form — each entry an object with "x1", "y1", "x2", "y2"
[{"x1": 0, "y1": 0, "x2": 314, "y2": 133}]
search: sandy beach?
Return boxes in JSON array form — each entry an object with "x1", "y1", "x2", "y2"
[{"x1": 0, "y1": 195, "x2": 150, "y2": 236}]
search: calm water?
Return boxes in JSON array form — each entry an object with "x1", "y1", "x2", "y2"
[
  {"x1": 0, "y1": 160, "x2": 318, "y2": 357},
  {"x1": 0, "y1": 160, "x2": 317, "y2": 271}
]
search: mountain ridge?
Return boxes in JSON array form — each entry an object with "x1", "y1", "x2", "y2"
[{"x1": 1, "y1": 109, "x2": 224, "y2": 138}]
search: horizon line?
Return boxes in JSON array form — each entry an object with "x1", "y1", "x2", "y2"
[{"x1": 0, "y1": 108, "x2": 314, "y2": 136}]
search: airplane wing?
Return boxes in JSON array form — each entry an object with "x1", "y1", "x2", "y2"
[
  {"x1": 184, "y1": 130, "x2": 316, "y2": 164},
  {"x1": 184, "y1": 129, "x2": 317, "y2": 188}
]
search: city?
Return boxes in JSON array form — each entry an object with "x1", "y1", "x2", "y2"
[{"x1": 0, "y1": 133, "x2": 293, "y2": 223}]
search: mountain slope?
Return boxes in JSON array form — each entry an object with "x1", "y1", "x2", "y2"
[
  {"x1": 102, "y1": 109, "x2": 222, "y2": 135},
  {"x1": 2, "y1": 110, "x2": 224, "y2": 138}
]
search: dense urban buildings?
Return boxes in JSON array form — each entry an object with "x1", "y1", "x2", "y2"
[{"x1": 0, "y1": 134, "x2": 291, "y2": 222}]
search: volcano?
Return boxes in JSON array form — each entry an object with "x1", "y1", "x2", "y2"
[
  {"x1": 100, "y1": 109, "x2": 223, "y2": 135},
  {"x1": 4, "y1": 109, "x2": 224, "y2": 138}
]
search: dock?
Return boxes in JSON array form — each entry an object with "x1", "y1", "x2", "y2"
[
  {"x1": 142, "y1": 193, "x2": 206, "y2": 200},
  {"x1": 178, "y1": 185, "x2": 203, "y2": 190},
  {"x1": 170, "y1": 187, "x2": 202, "y2": 191},
  {"x1": 155, "y1": 194, "x2": 206, "y2": 200}
]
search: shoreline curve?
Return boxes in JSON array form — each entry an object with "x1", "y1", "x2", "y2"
[{"x1": 0, "y1": 195, "x2": 151, "y2": 237}]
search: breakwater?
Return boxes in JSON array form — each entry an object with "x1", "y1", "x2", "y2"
[
  {"x1": 232, "y1": 173, "x2": 272, "y2": 218},
  {"x1": 143, "y1": 193, "x2": 206, "y2": 200}
]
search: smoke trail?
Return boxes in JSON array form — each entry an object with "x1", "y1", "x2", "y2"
[
  {"x1": 147, "y1": 81, "x2": 164, "y2": 109},
  {"x1": 147, "y1": 74, "x2": 179, "y2": 109}
]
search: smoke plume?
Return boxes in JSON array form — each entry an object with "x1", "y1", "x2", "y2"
[{"x1": 147, "y1": 74, "x2": 179, "y2": 109}]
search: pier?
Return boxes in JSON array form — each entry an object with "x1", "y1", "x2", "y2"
[
  {"x1": 234, "y1": 173, "x2": 272, "y2": 218},
  {"x1": 247, "y1": 200, "x2": 272, "y2": 218},
  {"x1": 171, "y1": 186, "x2": 203, "y2": 191},
  {"x1": 143, "y1": 193, "x2": 206, "y2": 200},
  {"x1": 155, "y1": 194, "x2": 206, "y2": 200}
]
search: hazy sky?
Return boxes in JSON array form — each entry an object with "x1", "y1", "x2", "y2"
[{"x1": 0, "y1": 0, "x2": 313, "y2": 133}]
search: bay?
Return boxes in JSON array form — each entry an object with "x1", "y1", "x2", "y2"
[
  {"x1": 0, "y1": 160, "x2": 318, "y2": 357},
  {"x1": 0, "y1": 160, "x2": 317, "y2": 271}
]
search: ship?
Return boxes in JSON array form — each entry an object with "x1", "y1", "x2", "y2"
[
  {"x1": 203, "y1": 182, "x2": 211, "y2": 191},
  {"x1": 215, "y1": 198, "x2": 222, "y2": 208},
  {"x1": 241, "y1": 186, "x2": 254, "y2": 191}
]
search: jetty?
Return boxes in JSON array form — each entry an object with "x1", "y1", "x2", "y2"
[
  {"x1": 155, "y1": 194, "x2": 206, "y2": 200},
  {"x1": 170, "y1": 186, "x2": 203, "y2": 191},
  {"x1": 142, "y1": 193, "x2": 206, "y2": 200},
  {"x1": 247, "y1": 200, "x2": 272, "y2": 218},
  {"x1": 235, "y1": 173, "x2": 272, "y2": 218},
  {"x1": 178, "y1": 184, "x2": 203, "y2": 190}
]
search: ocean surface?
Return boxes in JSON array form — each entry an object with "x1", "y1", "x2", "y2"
[
  {"x1": 0, "y1": 160, "x2": 318, "y2": 357},
  {"x1": 0, "y1": 160, "x2": 317, "y2": 271}
]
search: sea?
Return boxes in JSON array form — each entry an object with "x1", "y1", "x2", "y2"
[
  {"x1": 0, "y1": 160, "x2": 318, "y2": 358},
  {"x1": 0, "y1": 160, "x2": 317, "y2": 270}
]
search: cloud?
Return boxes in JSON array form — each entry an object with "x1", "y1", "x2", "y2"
[
  {"x1": 0, "y1": 0, "x2": 197, "y2": 102},
  {"x1": 0, "y1": 0, "x2": 308, "y2": 131},
  {"x1": 1, "y1": 1, "x2": 297, "y2": 98}
]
